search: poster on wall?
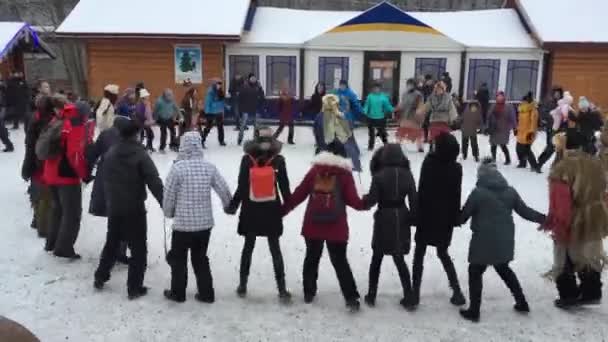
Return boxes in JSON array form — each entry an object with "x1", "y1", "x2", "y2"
[
  {"x1": 174, "y1": 45, "x2": 203, "y2": 84},
  {"x1": 333, "y1": 68, "x2": 342, "y2": 89}
]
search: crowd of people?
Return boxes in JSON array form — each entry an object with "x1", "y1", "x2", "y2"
[{"x1": 2, "y1": 69, "x2": 608, "y2": 324}]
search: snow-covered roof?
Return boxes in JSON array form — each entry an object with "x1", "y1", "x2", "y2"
[
  {"x1": 0, "y1": 22, "x2": 54, "y2": 60},
  {"x1": 241, "y1": 7, "x2": 536, "y2": 50},
  {"x1": 241, "y1": 7, "x2": 358, "y2": 46},
  {"x1": 517, "y1": 0, "x2": 608, "y2": 43},
  {"x1": 56, "y1": 0, "x2": 250, "y2": 38}
]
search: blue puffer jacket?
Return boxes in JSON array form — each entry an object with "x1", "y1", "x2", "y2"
[
  {"x1": 335, "y1": 87, "x2": 363, "y2": 122},
  {"x1": 204, "y1": 85, "x2": 225, "y2": 115}
]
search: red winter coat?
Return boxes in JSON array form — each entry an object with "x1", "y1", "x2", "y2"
[
  {"x1": 283, "y1": 152, "x2": 366, "y2": 242},
  {"x1": 42, "y1": 105, "x2": 89, "y2": 186}
]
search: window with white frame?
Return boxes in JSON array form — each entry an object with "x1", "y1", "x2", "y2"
[
  {"x1": 229, "y1": 55, "x2": 260, "y2": 83},
  {"x1": 506, "y1": 60, "x2": 539, "y2": 101},
  {"x1": 415, "y1": 58, "x2": 447, "y2": 81},
  {"x1": 319, "y1": 57, "x2": 349, "y2": 91},
  {"x1": 467, "y1": 59, "x2": 501, "y2": 100},
  {"x1": 266, "y1": 56, "x2": 297, "y2": 96}
]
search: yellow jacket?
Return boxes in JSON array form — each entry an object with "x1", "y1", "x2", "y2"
[{"x1": 516, "y1": 101, "x2": 539, "y2": 144}]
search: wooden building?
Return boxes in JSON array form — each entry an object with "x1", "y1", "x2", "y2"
[
  {"x1": 55, "y1": 0, "x2": 253, "y2": 100},
  {"x1": 0, "y1": 22, "x2": 54, "y2": 79},
  {"x1": 509, "y1": 0, "x2": 608, "y2": 111}
]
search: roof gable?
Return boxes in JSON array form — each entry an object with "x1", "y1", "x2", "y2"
[
  {"x1": 0, "y1": 22, "x2": 54, "y2": 60},
  {"x1": 330, "y1": 1, "x2": 440, "y2": 35}
]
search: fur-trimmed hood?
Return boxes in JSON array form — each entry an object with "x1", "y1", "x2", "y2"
[
  {"x1": 243, "y1": 138, "x2": 282, "y2": 157},
  {"x1": 312, "y1": 152, "x2": 353, "y2": 172}
]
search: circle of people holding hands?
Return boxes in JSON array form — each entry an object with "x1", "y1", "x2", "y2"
[{"x1": 12, "y1": 73, "x2": 608, "y2": 325}]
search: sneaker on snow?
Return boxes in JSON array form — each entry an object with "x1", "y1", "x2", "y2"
[
  {"x1": 128, "y1": 286, "x2": 149, "y2": 300},
  {"x1": 164, "y1": 290, "x2": 185, "y2": 303},
  {"x1": 459, "y1": 309, "x2": 480, "y2": 323}
]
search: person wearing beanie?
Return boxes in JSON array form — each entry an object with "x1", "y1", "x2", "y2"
[
  {"x1": 543, "y1": 128, "x2": 608, "y2": 309},
  {"x1": 516, "y1": 91, "x2": 541, "y2": 172},
  {"x1": 283, "y1": 139, "x2": 367, "y2": 312},
  {"x1": 96, "y1": 84, "x2": 119, "y2": 131},
  {"x1": 363, "y1": 82, "x2": 393, "y2": 150},
  {"x1": 396, "y1": 78, "x2": 425, "y2": 152},
  {"x1": 488, "y1": 91, "x2": 515, "y2": 165},
  {"x1": 86, "y1": 116, "x2": 129, "y2": 264},
  {"x1": 362, "y1": 144, "x2": 418, "y2": 310},
  {"x1": 573, "y1": 96, "x2": 603, "y2": 155},
  {"x1": 458, "y1": 158, "x2": 546, "y2": 322},
  {"x1": 413, "y1": 132, "x2": 465, "y2": 309},
  {"x1": 94, "y1": 116, "x2": 163, "y2": 300},
  {"x1": 225, "y1": 126, "x2": 293, "y2": 303},
  {"x1": 334, "y1": 80, "x2": 363, "y2": 124},
  {"x1": 418, "y1": 81, "x2": 458, "y2": 145},
  {"x1": 237, "y1": 74, "x2": 265, "y2": 145},
  {"x1": 162, "y1": 132, "x2": 232, "y2": 303}
]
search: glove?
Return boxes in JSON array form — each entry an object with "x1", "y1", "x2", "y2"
[{"x1": 224, "y1": 205, "x2": 237, "y2": 215}]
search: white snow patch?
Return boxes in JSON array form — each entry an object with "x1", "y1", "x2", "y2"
[{"x1": 1, "y1": 127, "x2": 608, "y2": 341}]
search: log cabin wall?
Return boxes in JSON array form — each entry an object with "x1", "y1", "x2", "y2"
[{"x1": 86, "y1": 39, "x2": 224, "y2": 103}]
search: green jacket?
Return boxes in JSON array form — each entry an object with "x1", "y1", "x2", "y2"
[{"x1": 363, "y1": 92, "x2": 394, "y2": 120}]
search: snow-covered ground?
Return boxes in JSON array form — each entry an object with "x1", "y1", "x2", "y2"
[{"x1": 1, "y1": 126, "x2": 607, "y2": 341}]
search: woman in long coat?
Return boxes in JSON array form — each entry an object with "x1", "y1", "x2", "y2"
[
  {"x1": 488, "y1": 91, "x2": 516, "y2": 165},
  {"x1": 226, "y1": 128, "x2": 292, "y2": 302},
  {"x1": 413, "y1": 132, "x2": 465, "y2": 308},
  {"x1": 363, "y1": 144, "x2": 418, "y2": 309}
]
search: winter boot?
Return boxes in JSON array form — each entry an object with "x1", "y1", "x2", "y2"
[
  {"x1": 459, "y1": 309, "x2": 480, "y2": 323},
  {"x1": 195, "y1": 293, "x2": 215, "y2": 304},
  {"x1": 450, "y1": 290, "x2": 466, "y2": 306},
  {"x1": 514, "y1": 301, "x2": 530, "y2": 313},
  {"x1": 346, "y1": 298, "x2": 361, "y2": 313},
  {"x1": 364, "y1": 293, "x2": 376, "y2": 307},
  {"x1": 304, "y1": 293, "x2": 315, "y2": 304},
  {"x1": 236, "y1": 284, "x2": 247, "y2": 298},
  {"x1": 2, "y1": 144, "x2": 14, "y2": 152},
  {"x1": 554, "y1": 298, "x2": 579, "y2": 310},
  {"x1": 276, "y1": 277, "x2": 292, "y2": 304},
  {"x1": 128, "y1": 286, "x2": 149, "y2": 300},
  {"x1": 164, "y1": 290, "x2": 186, "y2": 303},
  {"x1": 93, "y1": 279, "x2": 105, "y2": 290},
  {"x1": 578, "y1": 269, "x2": 602, "y2": 305},
  {"x1": 516, "y1": 163, "x2": 527, "y2": 169}
]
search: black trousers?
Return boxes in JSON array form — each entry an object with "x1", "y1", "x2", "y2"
[
  {"x1": 168, "y1": 230, "x2": 213, "y2": 300},
  {"x1": 491, "y1": 144, "x2": 511, "y2": 163},
  {"x1": 538, "y1": 128, "x2": 554, "y2": 167},
  {"x1": 45, "y1": 185, "x2": 82, "y2": 256},
  {"x1": 516, "y1": 143, "x2": 539, "y2": 168},
  {"x1": 368, "y1": 251, "x2": 412, "y2": 298},
  {"x1": 157, "y1": 119, "x2": 177, "y2": 151},
  {"x1": 95, "y1": 212, "x2": 148, "y2": 294},
  {"x1": 556, "y1": 254, "x2": 602, "y2": 301},
  {"x1": 367, "y1": 118, "x2": 388, "y2": 149},
  {"x1": 274, "y1": 122, "x2": 294, "y2": 143},
  {"x1": 468, "y1": 263, "x2": 526, "y2": 314},
  {"x1": 202, "y1": 114, "x2": 225, "y2": 144},
  {"x1": 140, "y1": 127, "x2": 154, "y2": 149},
  {"x1": 239, "y1": 234, "x2": 286, "y2": 291},
  {"x1": 0, "y1": 109, "x2": 13, "y2": 149},
  {"x1": 303, "y1": 239, "x2": 360, "y2": 301},
  {"x1": 462, "y1": 135, "x2": 479, "y2": 159},
  {"x1": 412, "y1": 243, "x2": 462, "y2": 293}
]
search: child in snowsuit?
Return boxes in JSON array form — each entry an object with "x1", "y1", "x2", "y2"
[
  {"x1": 363, "y1": 144, "x2": 418, "y2": 309},
  {"x1": 459, "y1": 158, "x2": 546, "y2": 322},
  {"x1": 163, "y1": 132, "x2": 232, "y2": 303},
  {"x1": 283, "y1": 140, "x2": 367, "y2": 312}
]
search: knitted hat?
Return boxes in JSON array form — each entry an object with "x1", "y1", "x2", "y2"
[
  {"x1": 138, "y1": 88, "x2": 151, "y2": 99},
  {"x1": 104, "y1": 84, "x2": 120, "y2": 95}
]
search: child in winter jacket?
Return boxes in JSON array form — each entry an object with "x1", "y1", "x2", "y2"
[
  {"x1": 163, "y1": 132, "x2": 232, "y2": 303},
  {"x1": 283, "y1": 140, "x2": 367, "y2": 312},
  {"x1": 363, "y1": 144, "x2": 418, "y2": 310},
  {"x1": 225, "y1": 127, "x2": 292, "y2": 303},
  {"x1": 458, "y1": 158, "x2": 546, "y2": 322},
  {"x1": 363, "y1": 83, "x2": 394, "y2": 150},
  {"x1": 460, "y1": 101, "x2": 482, "y2": 162}
]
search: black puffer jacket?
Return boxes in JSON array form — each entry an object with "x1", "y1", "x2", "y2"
[
  {"x1": 416, "y1": 133, "x2": 462, "y2": 248},
  {"x1": 87, "y1": 127, "x2": 120, "y2": 217},
  {"x1": 228, "y1": 138, "x2": 291, "y2": 237},
  {"x1": 238, "y1": 82, "x2": 265, "y2": 115},
  {"x1": 103, "y1": 138, "x2": 163, "y2": 216},
  {"x1": 365, "y1": 144, "x2": 418, "y2": 255},
  {"x1": 21, "y1": 100, "x2": 54, "y2": 181}
]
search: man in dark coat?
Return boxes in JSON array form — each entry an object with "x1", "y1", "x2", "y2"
[
  {"x1": 229, "y1": 74, "x2": 244, "y2": 131},
  {"x1": 475, "y1": 83, "x2": 490, "y2": 129},
  {"x1": 413, "y1": 132, "x2": 465, "y2": 308},
  {"x1": 93, "y1": 116, "x2": 163, "y2": 300},
  {"x1": 226, "y1": 127, "x2": 292, "y2": 301},
  {"x1": 86, "y1": 118, "x2": 129, "y2": 263},
  {"x1": 441, "y1": 72, "x2": 453, "y2": 94},
  {"x1": 237, "y1": 74, "x2": 265, "y2": 145},
  {"x1": 363, "y1": 144, "x2": 418, "y2": 309},
  {"x1": 5, "y1": 72, "x2": 30, "y2": 130},
  {"x1": 0, "y1": 76, "x2": 14, "y2": 152}
]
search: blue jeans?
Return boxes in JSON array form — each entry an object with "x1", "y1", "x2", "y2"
[{"x1": 238, "y1": 112, "x2": 259, "y2": 143}]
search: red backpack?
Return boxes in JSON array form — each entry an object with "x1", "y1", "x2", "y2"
[
  {"x1": 248, "y1": 155, "x2": 277, "y2": 202},
  {"x1": 308, "y1": 172, "x2": 345, "y2": 224}
]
